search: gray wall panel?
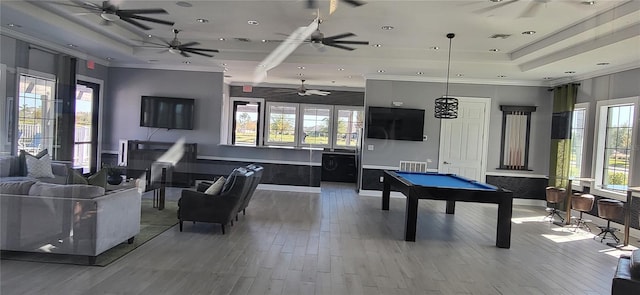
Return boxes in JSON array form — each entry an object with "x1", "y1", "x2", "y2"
[{"x1": 363, "y1": 79, "x2": 552, "y2": 176}]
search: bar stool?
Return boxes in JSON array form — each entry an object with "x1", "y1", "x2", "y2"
[
  {"x1": 571, "y1": 193, "x2": 595, "y2": 232},
  {"x1": 545, "y1": 187, "x2": 566, "y2": 223},
  {"x1": 595, "y1": 199, "x2": 624, "y2": 243}
]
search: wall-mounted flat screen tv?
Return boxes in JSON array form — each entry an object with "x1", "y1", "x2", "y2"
[
  {"x1": 367, "y1": 106, "x2": 425, "y2": 141},
  {"x1": 140, "y1": 96, "x2": 195, "y2": 130}
]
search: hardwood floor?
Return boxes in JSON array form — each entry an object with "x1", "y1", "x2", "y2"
[{"x1": 1, "y1": 182, "x2": 635, "y2": 295}]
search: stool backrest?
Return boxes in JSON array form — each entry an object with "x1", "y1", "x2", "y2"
[{"x1": 545, "y1": 187, "x2": 566, "y2": 203}]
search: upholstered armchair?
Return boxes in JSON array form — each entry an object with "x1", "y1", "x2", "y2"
[
  {"x1": 238, "y1": 164, "x2": 263, "y2": 217},
  {"x1": 177, "y1": 168, "x2": 253, "y2": 234}
]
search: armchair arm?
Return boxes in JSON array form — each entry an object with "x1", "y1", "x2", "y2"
[{"x1": 178, "y1": 190, "x2": 239, "y2": 224}]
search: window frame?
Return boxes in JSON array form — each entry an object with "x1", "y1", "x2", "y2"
[
  {"x1": 227, "y1": 97, "x2": 264, "y2": 146},
  {"x1": 333, "y1": 106, "x2": 364, "y2": 149},
  {"x1": 569, "y1": 103, "x2": 589, "y2": 187},
  {"x1": 265, "y1": 101, "x2": 299, "y2": 147},
  {"x1": 592, "y1": 96, "x2": 639, "y2": 200},
  {"x1": 15, "y1": 68, "x2": 57, "y2": 156},
  {"x1": 298, "y1": 104, "x2": 334, "y2": 148}
]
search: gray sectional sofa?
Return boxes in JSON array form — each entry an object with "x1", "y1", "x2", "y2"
[
  {"x1": 0, "y1": 154, "x2": 70, "y2": 184},
  {"x1": 0, "y1": 154, "x2": 141, "y2": 264}
]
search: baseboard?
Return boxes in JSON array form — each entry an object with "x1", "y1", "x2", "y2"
[{"x1": 256, "y1": 184, "x2": 321, "y2": 193}]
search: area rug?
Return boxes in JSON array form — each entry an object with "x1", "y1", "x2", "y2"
[{"x1": 0, "y1": 199, "x2": 178, "y2": 266}]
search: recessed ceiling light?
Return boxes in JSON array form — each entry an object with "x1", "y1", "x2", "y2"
[
  {"x1": 67, "y1": 44, "x2": 76, "y2": 47},
  {"x1": 196, "y1": 18, "x2": 209, "y2": 23},
  {"x1": 381, "y1": 26, "x2": 394, "y2": 30},
  {"x1": 147, "y1": 34, "x2": 153, "y2": 38},
  {"x1": 332, "y1": 80, "x2": 336, "y2": 83},
  {"x1": 106, "y1": 57, "x2": 114, "y2": 60},
  {"x1": 456, "y1": 74, "x2": 463, "y2": 77},
  {"x1": 497, "y1": 75, "x2": 506, "y2": 78},
  {"x1": 378, "y1": 69, "x2": 385, "y2": 73},
  {"x1": 338, "y1": 68, "x2": 344, "y2": 71},
  {"x1": 490, "y1": 0, "x2": 503, "y2": 2},
  {"x1": 522, "y1": 31, "x2": 536, "y2": 35},
  {"x1": 429, "y1": 46, "x2": 439, "y2": 50},
  {"x1": 176, "y1": 2, "x2": 193, "y2": 7},
  {"x1": 261, "y1": 39, "x2": 267, "y2": 43},
  {"x1": 373, "y1": 44, "x2": 382, "y2": 48},
  {"x1": 565, "y1": 71, "x2": 576, "y2": 74},
  {"x1": 416, "y1": 71, "x2": 424, "y2": 75},
  {"x1": 7, "y1": 23, "x2": 21, "y2": 28},
  {"x1": 183, "y1": 61, "x2": 191, "y2": 64},
  {"x1": 543, "y1": 77, "x2": 553, "y2": 80},
  {"x1": 297, "y1": 66, "x2": 305, "y2": 70},
  {"x1": 489, "y1": 48, "x2": 500, "y2": 52},
  {"x1": 582, "y1": 1, "x2": 596, "y2": 5},
  {"x1": 221, "y1": 63, "x2": 227, "y2": 66},
  {"x1": 596, "y1": 62, "x2": 610, "y2": 66},
  {"x1": 247, "y1": 20, "x2": 259, "y2": 25},
  {"x1": 347, "y1": 75, "x2": 352, "y2": 78},
  {"x1": 297, "y1": 73, "x2": 304, "y2": 76},
  {"x1": 219, "y1": 38, "x2": 225, "y2": 41}
]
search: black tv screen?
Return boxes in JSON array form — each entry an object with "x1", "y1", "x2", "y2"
[
  {"x1": 367, "y1": 106, "x2": 425, "y2": 141},
  {"x1": 140, "y1": 96, "x2": 195, "y2": 130}
]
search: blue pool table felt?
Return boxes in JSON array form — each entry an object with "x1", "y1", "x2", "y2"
[{"x1": 395, "y1": 172, "x2": 497, "y2": 191}]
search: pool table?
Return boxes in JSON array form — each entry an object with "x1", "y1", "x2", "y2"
[{"x1": 382, "y1": 171, "x2": 513, "y2": 248}]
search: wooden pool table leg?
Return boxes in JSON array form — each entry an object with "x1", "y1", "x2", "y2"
[
  {"x1": 404, "y1": 196, "x2": 418, "y2": 241},
  {"x1": 496, "y1": 197, "x2": 513, "y2": 249},
  {"x1": 446, "y1": 200, "x2": 456, "y2": 214}
]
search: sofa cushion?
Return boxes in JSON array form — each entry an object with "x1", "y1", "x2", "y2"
[
  {"x1": 19, "y1": 149, "x2": 49, "y2": 176},
  {"x1": 630, "y1": 249, "x2": 640, "y2": 279},
  {"x1": 67, "y1": 168, "x2": 89, "y2": 185},
  {"x1": 0, "y1": 156, "x2": 11, "y2": 177},
  {"x1": 204, "y1": 176, "x2": 225, "y2": 195},
  {"x1": 28, "y1": 182, "x2": 105, "y2": 199},
  {"x1": 0, "y1": 180, "x2": 36, "y2": 195},
  {"x1": 25, "y1": 153, "x2": 55, "y2": 178}
]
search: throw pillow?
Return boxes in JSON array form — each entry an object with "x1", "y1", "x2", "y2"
[
  {"x1": 204, "y1": 176, "x2": 225, "y2": 195},
  {"x1": 19, "y1": 149, "x2": 48, "y2": 176},
  {"x1": 67, "y1": 168, "x2": 89, "y2": 185},
  {"x1": 25, "y1": 153, "x2": 55, "y2": 178},
  {"x1": 87, "y1": 169, "x2": 107, "y2": 189}
]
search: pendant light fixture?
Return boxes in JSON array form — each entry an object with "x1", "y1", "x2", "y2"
[{"x1": 434, "y1": 33, "x2": 458, "y2": 119}]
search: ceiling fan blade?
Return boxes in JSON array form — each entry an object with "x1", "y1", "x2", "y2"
[
  {"x1": 324, "y1": 43, "x2": 356, "y2": 51},
  {"x1": 179, "y1": 41, "x2": 200, "y2": 48},
  {"x1": 118, "y1": 8, "x2": 168, "y2": 15},
  {"x1": 54, "y1": 2, "x2": 101, "y2": 11},
  {"x1": 323, "y1": 32, "x2": 356, "y2": 40},
  {"x1": 520, "y1": 1, "x2": 542, "y2": 18},
  {"x1": 180, "y1": 51, "x2": 190, "y2": 57},
  {"x1": 341, "y1": 0, "x2": 366, "y2": 7},
  {"x1": 253, "y1": 18, "x2": 319, "y2": 83},
  {"x1": 183, "y1": 48, "x2": 219, "y2": 53},
  {"x1": 181, "y1": 50, "x2": 214, "y2": 58},
  {"x1": 331, "y1": 40, "x2": 369, "y2": 45},
  {"x1": 133, "y1": 39, "x2": 167, "y2": 47},
  {"x1": 306, "y1": 90, "x2": 331, "y2": 96},
  {"x1": 120, "y1": 17, "x2": 151, "y2": 30},
  {"x1": 124, "y1": 14, "x2": 175, "y2": 26},
  {"x1": 474, "y1": 0, "x2": 520, "y2": 14},
  {"x1": 298, "y1": 91, "x2": 312, "y2": 96}
]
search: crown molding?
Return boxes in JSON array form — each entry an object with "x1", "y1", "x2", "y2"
[
  {"x1": 365, "y1": 74, "x2": 547, "y2": 87},
  {"x1": 1, "y1": 29, "x2": 111, "y2": 66}
]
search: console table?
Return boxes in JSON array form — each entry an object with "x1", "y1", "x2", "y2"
[{"x1": 125, "y1": 140, "x2": 197, "y2": 187}]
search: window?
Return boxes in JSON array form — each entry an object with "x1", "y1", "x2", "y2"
[
  {"x1": 569, "y1": 104, "x2": 588, "y2": 179},
  {"x1": 230, "y1": 98, "x2": 263, "y2": 146},
  {"x1": 300, "y1": 104, "x2": 332, "y2": 147},
  {"x1": 266, "y1": 102, "x2": 298, "y2": 145},
  {"x1": 334, "y1": 107, "x2": 364, "y2": 148},
  {"x1": 594, "y1": 97, "x2": 639, "y2": 195},
  {"x1": 226, "y1": 98, "x2": 363, "y2": 150},
  {"x1": 17, "y1": 73, "x2": 56, "y2": 155}
]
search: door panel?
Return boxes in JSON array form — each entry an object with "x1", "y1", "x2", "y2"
[{"x1": 439, "y1": 98, "x2": 489, "y2": 181}]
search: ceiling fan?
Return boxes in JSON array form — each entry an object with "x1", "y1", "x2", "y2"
[
  {"x1": 139, "y1": 29, "x2": 219, "y2": 58},
  {"x1": 296, "y1": 80, "x2": 331, "y2": 96},
  {"x1": 308, "y1": 19, "x2": 369, "y2": 51},
  {"x1": 55, "y1": 1, "x2": 174, "y2": 30},
  {"x1": 474, "y1": 0, "x2": 584, "y2": 18}
]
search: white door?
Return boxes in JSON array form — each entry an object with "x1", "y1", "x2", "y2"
[{"x1": 438, "y1": 97, "x2": 490, "y2": 181}]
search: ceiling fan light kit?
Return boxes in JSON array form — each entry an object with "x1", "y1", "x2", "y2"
[{"x1": 434, "y1": 33, "x2": 459, "y2": 119}]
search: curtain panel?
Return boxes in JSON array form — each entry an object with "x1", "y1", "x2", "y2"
[{"x1": 549, "y1": 83, "x2": 579, "y2": 188}]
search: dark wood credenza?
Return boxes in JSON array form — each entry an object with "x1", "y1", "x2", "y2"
[{"x1": 125, "y1": 140, "x2": 197, "y2": 187}]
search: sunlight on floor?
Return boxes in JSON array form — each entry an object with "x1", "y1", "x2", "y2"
[
  {"x1": 511, "y1": 215, "x2": 549, "y2": 224},
  {"x1": 599, "y1": 246, "x2": 638, "y2": 258}
]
